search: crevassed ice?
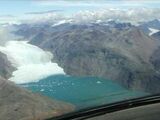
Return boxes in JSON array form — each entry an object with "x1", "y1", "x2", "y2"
[{"x1": 0, "y1": 41, "x2": 65, "y2": 84}]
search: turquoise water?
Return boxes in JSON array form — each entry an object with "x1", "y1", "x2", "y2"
[{"x1": 20, "y1": 75, "x2": 148, "y2": 108}]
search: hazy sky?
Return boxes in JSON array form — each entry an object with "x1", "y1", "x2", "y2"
[
  {"x1": 0, "y1": 0, "x2": 160, "y2": 24},
  {"x1": 0, "y1": 0, "x2": 160, "y2": 15}
]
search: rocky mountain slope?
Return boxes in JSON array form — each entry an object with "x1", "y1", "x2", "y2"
[
  {"x1": 151, "y1": 31, "x2": 160, "y2": 41},
  {"x1": 138, "y1": 19, "x2": 160, "y2": 35},
  {"x1": 0, "y1": 76, "x2": 74, "y2": 120},
  {"x1": 14, "y1": 22, "x2": 160, "y2": 93},
  {"x1": 0, "y1": 42, "x2": 75, "y2": 120},
  {"x1": 0, "y1": 52, "x2": 15, "y2": 79}
]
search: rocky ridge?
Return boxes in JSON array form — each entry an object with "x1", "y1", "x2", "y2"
[{"x1": 14, "y1": 22, "x2": 160, "y2": 93}]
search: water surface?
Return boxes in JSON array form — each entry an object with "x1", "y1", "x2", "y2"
[{"x1": 21, "y1": 75, "x2": 147, "y2": 108}]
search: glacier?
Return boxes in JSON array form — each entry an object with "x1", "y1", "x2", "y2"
[{"x1": 0, "y1": 40, "x2": 65, "y2": 84}]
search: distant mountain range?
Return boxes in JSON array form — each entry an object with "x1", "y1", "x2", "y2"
[{"x1": 13, "y1": 19, "x2": 160, "y2": 93}]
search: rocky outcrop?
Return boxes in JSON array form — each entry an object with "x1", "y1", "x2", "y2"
[
  {"x1": 0, "y1": 52, "x2": 15, "y2": 79},
  {"x1": 0, "y1": 76, "x2": 75, "y2": 120},
  {"x1": 14, "y1": 23, "x2": 160, "y2": 93},
  {"x1": 151, "y1": 31, "x2": 160, "y2": 41}
]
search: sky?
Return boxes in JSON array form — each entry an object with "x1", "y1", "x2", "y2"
[
  {"x1": 0, "y1": 0, "x2": 160, "y2": 24},
  {"x1": 0, "y1": 0, "x2": 160, "y2": 15}
]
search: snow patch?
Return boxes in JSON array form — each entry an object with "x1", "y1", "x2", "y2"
[
  {"x1": 149, "y1": 27, "x2": 160, "y2": 36},
  {"x1": 52, "y1": 19, "x2": 73, "y2": 27}
]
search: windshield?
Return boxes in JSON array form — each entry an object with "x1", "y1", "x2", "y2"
[{"x1": 0, "y1": 0, "x2": 160, "y2": 120}]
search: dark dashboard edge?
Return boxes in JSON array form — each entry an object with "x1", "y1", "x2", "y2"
[{"x1": 47, "y1": 94, "x2": 160, "y2": 120}]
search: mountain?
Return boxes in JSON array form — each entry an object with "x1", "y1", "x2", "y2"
[
  {"x1": 138, "y1": 19, "x2": 160, "y2": 35},
  {"x1": 151, "y1": 31, "x2": 160, "y2": 41},
  {"x1": 14, "y1": 22, "x2": 160, "y2": 93},
  {"x1": 138, "y1": 19, "x2": 160, "y2": 41},
  {"x1": 0, "y1": 50, "x2": 75, "y2": 120},
  {"x1": 0, "y1": 52, "x2": 15, "y2": 79},
  {"x1": 0, "y1": 76, "x2": 74, "y2": 120},
  {"x1": 142, "y1": 19, "x2": 160, "y2": 29}
]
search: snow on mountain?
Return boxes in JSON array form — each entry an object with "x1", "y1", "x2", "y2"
[
  {"x1": 52, "y1": 19, "x2": 73, "y2": 27},
  {"x1": 149, "y1": 28, "x2": 160, "y2": 36}
]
